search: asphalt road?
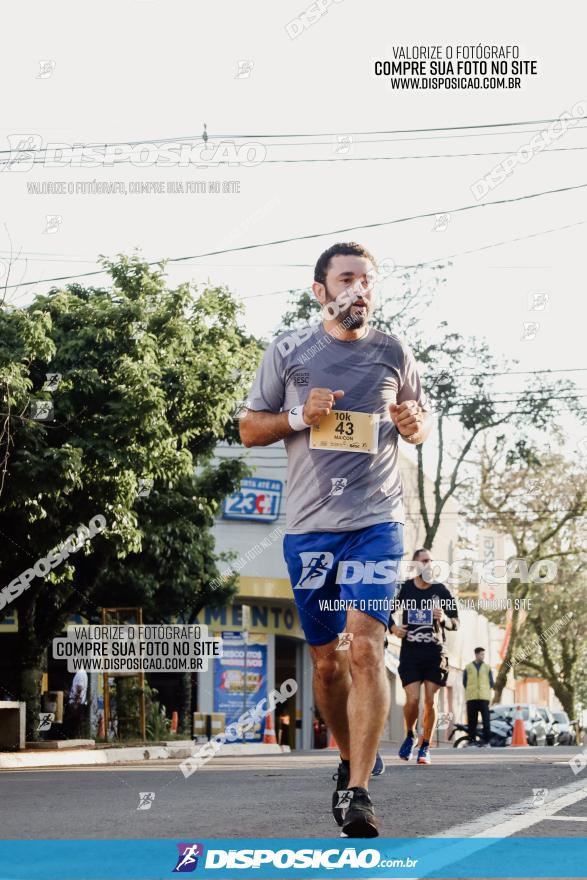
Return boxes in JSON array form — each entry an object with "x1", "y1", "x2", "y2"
[{"x1": 1, "y1": 746, "x2": 585, "y2": 840}]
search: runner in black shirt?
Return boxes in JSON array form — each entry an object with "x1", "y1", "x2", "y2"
[{"x1": 388, "y1": 548, "x2": 459, "y2": 764}]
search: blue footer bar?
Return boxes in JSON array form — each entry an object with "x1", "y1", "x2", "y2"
[{"x1": 0, "y1": 838, "x2": 586, "y2": 879}]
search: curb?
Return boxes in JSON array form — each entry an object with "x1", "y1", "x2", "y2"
[{"x1": 0, "y1": 742, "x2": 290, "y2": 770}]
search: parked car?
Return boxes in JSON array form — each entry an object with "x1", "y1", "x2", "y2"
[
  {"x1": 538, "y1": 707, "x2": 558, "y2": 746},
  {"x1": 552, "y1": 711, "x2": 577, "y2": 746},
  {"x1": 492, "y1": 704, "x2": 548, "y2": 746}
]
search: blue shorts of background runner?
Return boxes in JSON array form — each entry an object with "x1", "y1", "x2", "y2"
[{"x1": 283, "y1": 521, "x2": 404, "y2": 646}]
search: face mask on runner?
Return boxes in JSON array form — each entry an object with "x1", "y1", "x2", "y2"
[{"x1": 421, "y1": 563, "x2": 435, "y2": 584}]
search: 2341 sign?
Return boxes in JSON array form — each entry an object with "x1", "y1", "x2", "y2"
[{"x1": 223, "y1": 478, "x2": 282, "y2": 522}]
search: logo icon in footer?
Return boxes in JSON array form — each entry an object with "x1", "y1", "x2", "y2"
[{"x1": 173, "y1": 843, "x2": 204, "y2": 872}]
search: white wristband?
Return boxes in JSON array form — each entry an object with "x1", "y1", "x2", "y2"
[{"x1": 288, "y1": 406, "x2": 309, "y2": 431}]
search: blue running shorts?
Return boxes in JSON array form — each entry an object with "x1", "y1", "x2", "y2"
[{"x1": 283, "y1": 521, "x2": 404, "y2": 646}]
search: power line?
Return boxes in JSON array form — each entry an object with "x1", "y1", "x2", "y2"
[
  {"x1": 446, "y1": 404, "x2": 587, "y2": 417},
  {"x1": 447, "y1": 367, "x2": 587, "y2": 377},
  {"x1": 0, "y1": 252, "x2": 314, "y2": 268},
  {"x1": 4, "y1": 182, "x2": 587, "y2": 292},
  {"x1": 9, "y1": 218, "x2": 583, "y2": 276},
  {"x1": 193, "y1": 125, "x2": 587, "y2": 148},
  {"x1": 231, "y1": 146, "x2": 587, "y2": 166},
  {"x1": 409, "y1": 220, "x2": 586, "y2": 267},
  {"x1": 456, "y1": 386, "x2": 587, "y2": 396},
  {"x1": 144, "y1": 126, "x2": 587, "y2": 150},
  {"x1": 209, "y1": 116, "x2": 587, "y2": 138},
  {"x1": 263, "y1": 123, "x2": 587, "y2": 147},
  {"x1": 1, "y1": 115, "x2": 586, "y2": 158},
  {"x1": 447, "y1": 402, "x2": 587, "y2": 415},
  {"x1": 11, "y1": 144, "x2": 587, "y2": 170},
  {"x1": 237, "y1": 220, "x2": 585, "y2": 301}
]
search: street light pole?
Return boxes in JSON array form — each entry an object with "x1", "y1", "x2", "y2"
[{"x1": 241, "y1": 606, "x2": 250, "y2": 728}]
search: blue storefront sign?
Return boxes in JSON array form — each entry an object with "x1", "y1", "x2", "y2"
[
  {"x1": 213, "y1": 632, "x2": 268, "y2": 742},
  {"x1": 222, "y1": 478, "x2": 282, "y2": 522}
]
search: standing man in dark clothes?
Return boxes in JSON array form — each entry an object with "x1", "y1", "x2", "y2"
[{"x1": 463, "y1": 647, "x2": 495, "y2": 747}]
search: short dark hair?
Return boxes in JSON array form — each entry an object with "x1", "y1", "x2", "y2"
[
  {"x1": 474, "y1": 647, "x2": 485, "y2": 654},
  {"x1": 313, "y1": 242, "x2": 377, "y2": 285},
  {"x1": 412, "y1": 548, "x2": 429, "y2": 561}
]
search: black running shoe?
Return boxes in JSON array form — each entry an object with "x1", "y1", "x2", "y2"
[
  {"x1": 331, "y1": 760, "x2": 350, "y2": 826},
  {"x1": 341, "y1": 787, "x2": 379, "y2": 838}
]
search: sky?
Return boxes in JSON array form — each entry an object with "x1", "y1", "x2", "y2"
[{"x1": 1, "y1": 1, "x2": 586, "y2": 438}]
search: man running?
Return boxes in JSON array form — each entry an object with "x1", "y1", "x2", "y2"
[
  {"x1": 240, "y1": 242, "x2": 431, "y2": 837},
  {"x1": 389, "y1": 548, "x2": 459, "y2": 764}
]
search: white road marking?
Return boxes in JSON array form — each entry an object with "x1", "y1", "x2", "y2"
[
  {"x1": 543, "y1": 814, "x2": 587, "y2": 822},
  {"x1": 433, "y1": 777, "x2": 587, "y2": 838},
  {"x1": 401, "y1": 779, "x2": 587, "y2": 880}
]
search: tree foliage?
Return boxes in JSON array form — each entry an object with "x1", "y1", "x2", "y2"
[
  {"x1": 465, "y1": 440, "x2": 587, "y2": 714},
  {"x1": 0, "y1": 255, "x2": 260, "y2": 736}
]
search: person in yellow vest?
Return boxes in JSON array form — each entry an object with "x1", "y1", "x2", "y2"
[{"x1": 463, "y1": 648, "x2": 495, "y2": 747}]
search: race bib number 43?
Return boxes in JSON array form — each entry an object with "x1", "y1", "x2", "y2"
[{"x1": 309, "y1": 410, "x2": 380, "y2": 454}]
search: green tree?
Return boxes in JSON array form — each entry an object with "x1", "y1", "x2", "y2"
[
  {"x1": 0, "y1": 255, "x2": 259, "y2": 737},
  {"x1": 410, "y1": 332, "x2": 584, "y2": 550},
  {"x1": 467, "y1": 441, "x2": 587, "y2": 708},
  {"x1": 513, "y1": 555, "x2": 587, "y2": 720}
]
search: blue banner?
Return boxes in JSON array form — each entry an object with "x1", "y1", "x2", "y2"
[
  {"x1": 1, "y1": 838, "x2": 587, "y2": 879},
  {"x1": 213, "y1": 633, "x2": 268, "y2": 742},
  {"x1": 222, "y1": 478, "x2": 282, "y2": 522}
]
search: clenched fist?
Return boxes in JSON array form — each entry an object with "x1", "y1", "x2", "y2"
[
  {"x1": 390, "y1": 400, "x2": 424, "y2": 437},
  {"x1": 302, "y1": 388, "x2": 345, "y2": 425}
]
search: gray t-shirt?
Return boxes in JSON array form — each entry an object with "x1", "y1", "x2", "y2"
[{"x1": 246, "y1": 323, "x2": 428, "y2": 534}]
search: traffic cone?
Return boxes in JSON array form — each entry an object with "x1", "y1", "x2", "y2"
[
  {"x1": 171, "y1": 711, "x2": 178, "y2": 733},
  {"x1": 511, "y1": 705, "x2": 528, "y2": 746},
  {"x1": 327, "y1": 731, "x2": 338, "y2": 749},
  {"x1": 263, "y1": 714, "x2": 277, "y2": 744}
]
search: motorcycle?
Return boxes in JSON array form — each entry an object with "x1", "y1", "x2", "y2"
[{"x1": 450, "y1": 715, "x2": 513, "y2": 748}]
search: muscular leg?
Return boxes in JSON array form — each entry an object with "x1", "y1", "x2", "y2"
[
  {"x1": 403, "y1": 682, "x2": 421, "y2": 735},
  {"x1": 422, "y1": 680, "x2": 440, "y2": 742},
  {"x1": 346, "y1": 609, "x2": 390, "y2": 790},
  {"x1": 310, "y1": 639, "x2": 352, "y2": 760}
]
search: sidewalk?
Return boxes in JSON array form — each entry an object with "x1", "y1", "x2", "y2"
[{"x1": 0, "y1": 741, "x2": 290, "y2": 770}]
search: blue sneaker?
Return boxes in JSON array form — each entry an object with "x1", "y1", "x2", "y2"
[
  {"x1": 398, "y1": 732, "x2": 416, "y2": 762},
  {"x1": 417, "y1": 742, "x2": 431, "y2": 765},
  {"x1": 371, "y1": 751, "x2": 385, "y2": 776}
]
